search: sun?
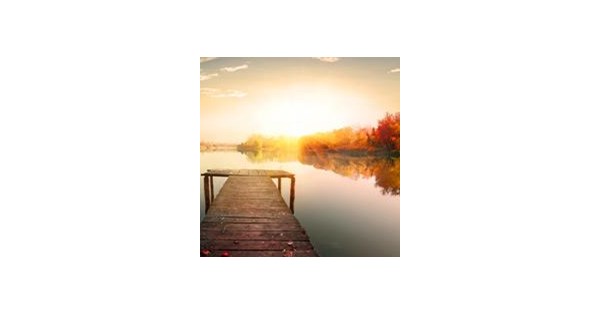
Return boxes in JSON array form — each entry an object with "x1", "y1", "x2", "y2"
[
  {"x1": 248, "y1": 85, "x2": 372, "y2": 138},
  {"x1": 257, "y1": 99, "x2": 338, "y2": 137}
]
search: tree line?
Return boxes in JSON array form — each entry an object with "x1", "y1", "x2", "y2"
[{"x1": 238, "y1": 112, "x2": 400, "y2": 157}]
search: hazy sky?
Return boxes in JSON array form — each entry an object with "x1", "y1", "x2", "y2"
[{"x1": 200, "y1": 57, "x2": 400, "y2": 143}]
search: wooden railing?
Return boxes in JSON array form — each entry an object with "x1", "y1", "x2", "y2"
[{"x1": 201, "y1": 169, "x2": 296, "y2": 213}]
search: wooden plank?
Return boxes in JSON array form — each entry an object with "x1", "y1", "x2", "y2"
[
  {"x1": 201, "y1": 230, "x2": 309, "y2": 241},
  {"x1": 202, "y1": 169, "x2": 294, "y2": 177},
  {"x1": 201, "y1": 223, "x2": 305, "y2": 231},
  {"x1": 201, "y1": 173, "x2": 293, "y2": 178},
  {"x1": 201, "y1": 216, "x2": 298, "y2": 224},
  {"x1": 202, "y1": 250, "x2": 316, "y2": 257},
  {"x1": 200, "y1": 173, "x2": 230, "y2": 177},
  {"x1": 201, "y1": 240, "x2": 314, "y2": 251}
]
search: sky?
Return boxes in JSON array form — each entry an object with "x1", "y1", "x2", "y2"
[{"x1": 200, "y1": 57, "x2": 400, "y2": 143}]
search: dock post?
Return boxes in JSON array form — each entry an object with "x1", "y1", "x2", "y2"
[
  {"x1": 210, "y1": 175, "x2": 214, "y2": 201},
  {"x1": 203, "y1": 175, "x2": 210, "y2": 211},
  {"x1": 277, "y1": 177, "x2": 281, "y2": 193},
  {"x1": 290, "y1": 176, "x2": 295, "y2": 214}
]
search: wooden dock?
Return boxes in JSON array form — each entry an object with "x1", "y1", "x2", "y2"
[{"x1": 201, "y1": 169, "x2": 317, "y2": 257}]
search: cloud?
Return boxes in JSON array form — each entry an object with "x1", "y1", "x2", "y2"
[
  {"x1": 200, "y1": 57, "x2": 218, "y2": 63},
  {"x1": 200, "y1": 87, "x2": 246, "y2": 98},
  {"x1": 388, "y1": 68, "x2": 400, "y2": 73},
  {"x1": 200, "y1": 88, "x2": 219, "y2": 94},
  {"x1": 200, "y1": 73, "x2": 219, "y2": 81},
  {"x1": 220, "y1": 64, "x2": 248, "y2": 72},
  {"x1": 313, "y1": 57, "x2": 340, "y2": 63}
]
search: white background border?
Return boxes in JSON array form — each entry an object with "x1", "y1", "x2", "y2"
[{"x1": 1, "y1": 1, "x2": 599, "y2": 313}]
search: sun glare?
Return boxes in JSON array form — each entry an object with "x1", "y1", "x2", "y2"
[
  {"x1": 254, "y1": 87, "x2": 361, "y2": 137},
  {"x1": 201, "y1": 58, "x2": 399, "y2": 143},
  {"x1": 259, "y1": 100, "x2": 338, "y2": 137}
]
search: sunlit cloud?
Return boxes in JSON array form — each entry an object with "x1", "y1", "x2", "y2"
[
  {"x1": 200, "y1": 57, "x2": 218, "y2": 63},
  {"x1": 313, "y1": 57, "x2": 340, "y2": 63},
  {"x1": 388, "y1": 68, "x2": 400, "y2": 73},
  {"x1": 220, "y1": 64, "x2": 249, "y2": 72},
  {"x1": 200, "y1": 73, "x2": 219, "y2": 81},
  {"x1": 201, "y1": 87, "x2": 247, "y2": 98}
]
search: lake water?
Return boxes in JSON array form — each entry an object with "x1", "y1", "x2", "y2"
[{"x1": 200, "y1": 151, "x2": 400, "y2": 257}]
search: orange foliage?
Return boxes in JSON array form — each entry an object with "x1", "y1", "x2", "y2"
[
  {"x1": 299, "y1": 112, "x2": 399, "y2": 156},
  {"x1": 239, "y1": 112, "x2": 400, "y2": 156},
  {"x1": 373, "y1": 112, "x2": 400, "y2": 152}
]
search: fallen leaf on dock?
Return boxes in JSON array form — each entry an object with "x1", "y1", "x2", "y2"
[
  {"x1": 221, "y1": 251, "x2": 230, "y2": 257},
  {"x1": 201, "y1": 249, "x2": 211, "y2": 256},
  {"x1": 233, "y1": 240, "x2": 239, "y2": 245}
]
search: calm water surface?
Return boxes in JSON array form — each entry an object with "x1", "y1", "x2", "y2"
[{"x1": 201, "y1": 151, "x2": 400, "y2": 256}]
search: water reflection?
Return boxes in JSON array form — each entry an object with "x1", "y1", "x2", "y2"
[
  {"x1": 242, "y1": 149, "x2": 300, "y2": 163},
  {"x1": 239, "y1": 149, "x2": 400, "y2": 196},
  {"x1": 299, "y1": 153, "x2": 399, "y2": 196}
]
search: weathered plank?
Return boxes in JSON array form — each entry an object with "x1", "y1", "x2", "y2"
[
  {"x1": 202, "y1": 240, "x2": 314, "y2": 251},
  {"x1": 200, "y1": 223, "x2": 306, "y2": 231},
  {"x1": 203, "y1": 250, "x2": 316, "y2": 257},
  {"x1": 201, "y1": 230, "x2": 309, "y2": 241},
  {"x1": 201, "y1": 216, "x2": 298, "y2": 224},
  {"x1": 203, "y1": 169, "x2": 294, "y2": 178}
]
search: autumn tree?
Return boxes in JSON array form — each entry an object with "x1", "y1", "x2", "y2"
[{"x1": 373, "y1": 112, "x2": 400, "y2": 152}]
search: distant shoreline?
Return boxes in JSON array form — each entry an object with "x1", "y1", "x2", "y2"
[{"x1": 200, "y1": 143, "x2": 238, "y2": 152}]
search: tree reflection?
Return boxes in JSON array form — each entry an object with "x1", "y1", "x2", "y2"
[
  {"x1": 298, "y1": 153, "x2": 399, "y2": 196},
  {"x1": 242, "y1": 148, "x2": 300, "y2": 163},
  {"x1": 240, "y1": 149, "x2": 399, "y2": 196}
]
